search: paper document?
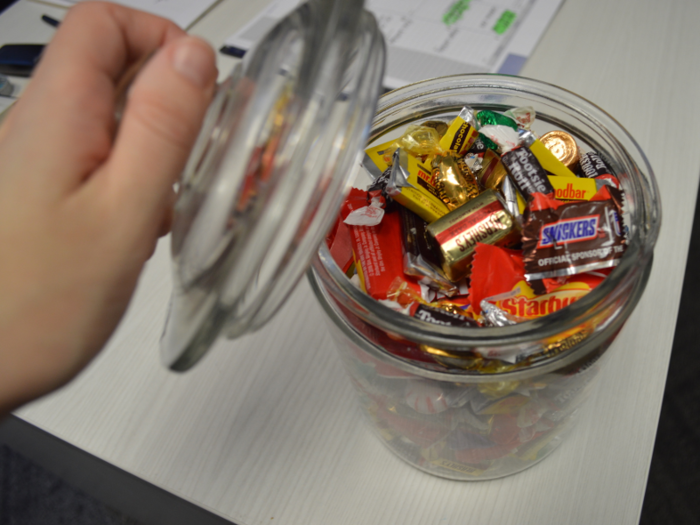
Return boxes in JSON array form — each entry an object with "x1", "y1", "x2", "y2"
[
  {"x1": 36, "y1": 0, "x2": 219, "y2": 28},
  {"x1": 224, "y1": 0, "x2": 564, "y2": 90}
]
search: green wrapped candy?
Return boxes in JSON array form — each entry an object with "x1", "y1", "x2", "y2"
[
  {"x1": 477, "y1": 133, "x2": 499, "y2": 151},
  {"x1": 476, "y1": 110, "x2": 518, "y2": 130}
]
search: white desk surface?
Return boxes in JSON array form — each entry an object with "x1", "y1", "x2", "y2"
[{"x1": 4, "y1": 0, "x2": 700, "y2": 523}]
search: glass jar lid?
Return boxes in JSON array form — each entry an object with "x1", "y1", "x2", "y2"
[{"x1": 160, "y1": 0, "x2": 386, "y2": 370}]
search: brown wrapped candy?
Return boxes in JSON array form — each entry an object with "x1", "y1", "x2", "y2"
[{"x1": 522, "y1": 190, "x2": 626, "y2": 280}]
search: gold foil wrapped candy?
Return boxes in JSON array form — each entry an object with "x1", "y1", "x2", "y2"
[{"x1": 431, "y1": 153, "x2": 480, "y2": 210}]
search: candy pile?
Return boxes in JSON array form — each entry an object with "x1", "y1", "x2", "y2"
[
  {"x1": 326, "y1": 105, "x2": 627, "y2": 369},
  {"x1": 324, "y1": 106, "x2": 627, "y2": 478},
  {"x1": 345, "y1": 337, "x2": 604, "y2": 479}
]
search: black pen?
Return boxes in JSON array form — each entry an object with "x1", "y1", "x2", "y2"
[
  {"x1": 41, "y1": 14, "x2": 61, "y2": 28},
  {"x1": 219, "y1": 45, "x2": 247, "y2": 58}
]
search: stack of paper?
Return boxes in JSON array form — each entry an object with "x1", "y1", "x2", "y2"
[{"x1": 223, "y1": 0, "x2": 564, "y2": 89}]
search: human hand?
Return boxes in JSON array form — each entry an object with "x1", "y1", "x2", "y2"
[{"x1": 0, "y1": 2, "x2": 217, "y2": 415}]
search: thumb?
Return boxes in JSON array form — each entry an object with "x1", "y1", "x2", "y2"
[{"x1": 99, "y1": 36, "x2": 217, "y2": 232}]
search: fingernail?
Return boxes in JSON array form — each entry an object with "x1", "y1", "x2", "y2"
[{"x1": 172, "y1": 37, "x2": 214, "y2": 88}]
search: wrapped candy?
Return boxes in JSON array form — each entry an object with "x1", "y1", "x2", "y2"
[
  {"x1": 329, "y1": 104, "x2": 628, "y2": 371},
  {"x1": 540, "y1": 130, "x2": 581, "y2": 171},
  {"x1": 387, "y1": 149, "x2": 451, "y2": 223},
  {"x1": 522, "y1": 188, "x2": 626, "y2": 280},
  {"x1": 439, "y1": 106, "x2": 479, "y2": 155},
  {"x1": 431, "y1": 153, "x2": 480, "y2": 210},
  {"x1": 427, "y1": 190, "x2": 515, "y2": 282}
]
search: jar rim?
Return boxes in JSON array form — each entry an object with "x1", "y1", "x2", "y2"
[
  {"x1": 310, "y1": 73, "x2": 661, "y2": 368},
  {"x1": 309, "y1": 257, "x2": 651, "y2": 380}
]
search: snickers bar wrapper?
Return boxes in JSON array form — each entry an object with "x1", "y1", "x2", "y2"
[
  {"x1": 427, "y1": 189, "x2": 514, "y2": 282},
  {"x1": 522, "y1": 195, "x2": 626, "y2": 280}
]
